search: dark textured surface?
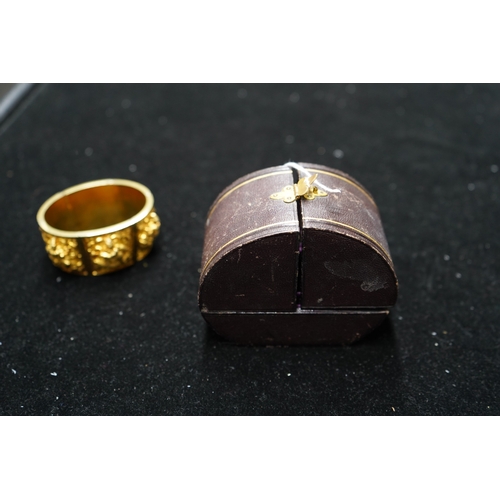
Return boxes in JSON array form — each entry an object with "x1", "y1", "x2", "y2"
[
  {"x1": 0, "y1": 83, "x2": 499, "y2": 415},
  {"x1": 199, "y1": 166, "x2": 299, "y2": 312},
  {"x1": 202, "y1": 310, "x2": 388, "y2": 346},
  {"x1": 298, "y1": 163, "x2": 397, "y2": 308},
  {"x1": 301, "y1": 229, "x2": 396, "y2": 309}
]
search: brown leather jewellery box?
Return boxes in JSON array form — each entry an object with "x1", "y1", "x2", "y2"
[{"x1": 198, "y1": 162, "x2": 398, "y2": 345}]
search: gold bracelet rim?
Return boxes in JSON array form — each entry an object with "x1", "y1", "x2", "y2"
[{"x1": 36, "y1": 178, "x2": 155, "y2": 239}]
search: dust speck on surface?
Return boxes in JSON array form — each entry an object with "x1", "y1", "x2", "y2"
[
  {"x1": 121, "y1": 99, "x2": 131, "y2": 109},
  {"x1": 287, "y1": 373, "x2": 291, "y2": 377},
  {"x1": 285, "y1": 135, "x2": 295, "y2": 144},
  {"x1": 50, "y1": 372, "x2": 57, "y2": 376},
  {"x1": 128, "y1": 293, "x2": 133, "y2": 298},
  {"x1": 56, "y1": 276, "x2": 62, "y2": 282},
  {"x1": 491, "y1": 164, "x2": 499, "y2": 173},
  {"x1": 84, "y1": 147, "x2": 93, "y2": 157},
  {"x1": 289, "y1": 92, "x2": 300, "y2": 103},
  {"x1": 333, "y1": 149, "x2": 344, "y2": 159},
  {"x1": 467, "y1": 183, "x2": 475, "y2": 191},
  {"x1": 431, "y1": 332, "x2": 437, "y2": 336},
  {"x1": 118, "y1": 311, "x2": 123, "y2": 315},
  {"x1": 445, "y1": 370, "x2": 450, "y2": 373},
  {"x1": 435, "y1": 343, "x2": 439, "y2": 347},
  {"x1": 12, "y1": 368, "x2": 16, "y2": 374},
  {"x1": 128, "y1": 164, "x2": 137, "y2": 172},
  {"x1": 444, "y1": 254, "x2": 450, "y2": 261},
  {"x1": 237, "y1": 88, "x2": 247, "y2": 99},
  {"x1": 456, "y1": 273, "x2": 462, "y2": 279}
]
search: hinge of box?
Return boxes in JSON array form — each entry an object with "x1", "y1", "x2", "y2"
[{"x1": 270, "y1": 174, "x2": 327, "y2": 203}]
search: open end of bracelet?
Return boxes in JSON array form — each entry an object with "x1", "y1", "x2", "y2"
[{"x1": 37, "y1": 179, "x2": 155, "y2": 238}]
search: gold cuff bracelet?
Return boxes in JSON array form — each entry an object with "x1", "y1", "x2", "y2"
[{"x1": 36, "y1": 179, "x2": 160, "y2": 276}]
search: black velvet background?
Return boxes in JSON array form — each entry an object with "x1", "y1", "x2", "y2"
[{"x1": 0, "y1": 83, "x2": 498, "y2": 415}]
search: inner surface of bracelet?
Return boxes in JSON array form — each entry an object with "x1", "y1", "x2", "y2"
[{"x1": 45, "y1": 185, "x2": 146, "y2": 232}]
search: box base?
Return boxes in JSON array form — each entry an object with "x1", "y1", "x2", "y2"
[{"x1": 202, "y1": 309, "x2": 389, "y2": 346}]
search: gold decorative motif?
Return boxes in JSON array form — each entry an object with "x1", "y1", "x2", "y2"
[
  {"x1": 271, "y1": 174, "x2": 327, "y2": 203},
  {"x1": 85, "y1": 227, "x2": 135, "y2": 276},
  {"x1": 136, "y1": 210, "x2": 161, "y2": 261},
  {"x1": 39, "y1": 208, "x2": 161, "y2": 276},
  {"x1": 40, "y1": 231, "x2": 86, "y2": 274}
]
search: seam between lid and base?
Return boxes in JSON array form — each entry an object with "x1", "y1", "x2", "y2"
[{"x1": 201, "y1": 310, "x2": 390, "y2": 315}]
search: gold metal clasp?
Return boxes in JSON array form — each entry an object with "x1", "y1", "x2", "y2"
[{"x1": 270, "y1": 174, "x2": 328, "y2": 203}]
